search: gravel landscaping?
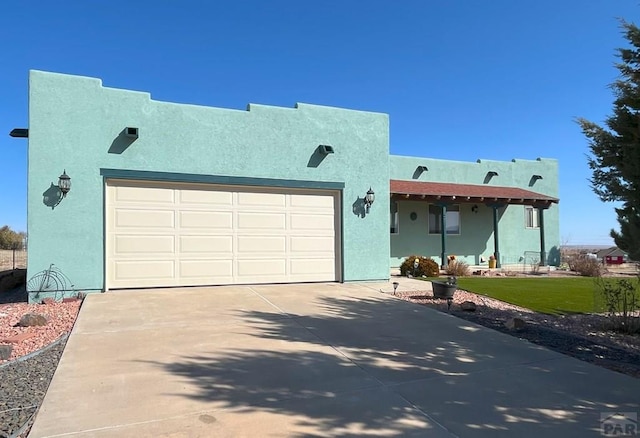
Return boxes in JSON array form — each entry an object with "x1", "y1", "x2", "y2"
[
  {"x1": 0, "y1": 287, "x2": 81, "y2": 438},
  {"x1": 0, "y1": 338, "x2": 67, "y2": 438}
]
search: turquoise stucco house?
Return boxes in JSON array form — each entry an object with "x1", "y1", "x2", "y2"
[{"x1": 20, "y1": 71, "x2": 559, "y2": 301}]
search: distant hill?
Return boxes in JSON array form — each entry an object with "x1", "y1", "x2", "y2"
[{"x1": 561, "y1": 245, "x2": 612, "y2": 252}]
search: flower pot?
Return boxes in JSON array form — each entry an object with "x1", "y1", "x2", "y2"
[
  {"x1": 431, "y1": 281, "x2": 457, "y2": 299},
  {"x1": 488, "y1": 259, "x2": 497, "y2": 269}
]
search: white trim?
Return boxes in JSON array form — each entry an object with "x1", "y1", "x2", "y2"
[{"x1": 525, "y1": 206, "x2": 540, "y2": 229}]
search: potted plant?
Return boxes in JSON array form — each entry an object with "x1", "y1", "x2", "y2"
[
  {"x1": 488, "y1": 254, "x2": 497, "y2": 269},
  {"x1": 431, "y1": 276, "x2": 457, "y2": 299}
]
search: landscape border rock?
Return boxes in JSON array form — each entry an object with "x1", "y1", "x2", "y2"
[
  {"x1": 460, "y1": 301, "x2": 477, "y2": 311},
  {"x1": 17, "y1": 313, "x2": 49, "y2": 327},
  {"x1": 504, "y1": 317, "x2": 526, "y2": 330}
]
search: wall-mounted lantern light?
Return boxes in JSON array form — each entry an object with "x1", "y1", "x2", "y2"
[
  {"x1": 58, "y1": 170, "x2": 71, "y2": 198},
  {"x1": 364, "y1": 187, "x2": 375, "y2": 213}
]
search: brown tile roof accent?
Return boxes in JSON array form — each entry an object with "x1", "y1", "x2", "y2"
[{"x1": 390, "y1": 180, "x2": 559, "y2": 204}]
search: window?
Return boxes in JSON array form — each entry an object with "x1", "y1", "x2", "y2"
[
  {"x1": 390, "y1": 201, "x2": 399, "y2": 234},
  {"x1": 429, "y1": 204, "x2": 460, "y2": 234},
  {"x1": 525, "y1": 206, "x2": 539, "y2": 228}
]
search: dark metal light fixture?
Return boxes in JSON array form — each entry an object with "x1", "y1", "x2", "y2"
[
  {"x1": 364, "y1": 187, "x2": 375, "y2": 213},
  {"x1": 58, "y1": 170, "x2": 71, "y2": 197}
]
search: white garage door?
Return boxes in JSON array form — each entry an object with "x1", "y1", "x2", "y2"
[{"x1": 106, "y1": 180, "x2": 340, "y2": 289}]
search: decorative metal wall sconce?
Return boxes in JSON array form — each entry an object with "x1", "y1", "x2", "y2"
[
  {"x1": 364, "y1": 187, "x2": 375, "y2": 213},
  {"x1": 45, "y1": 170, "x2": 71, "y2": 209},
  {"x1": 58, "y1": 170, "x2": 71, "y2": 198}
]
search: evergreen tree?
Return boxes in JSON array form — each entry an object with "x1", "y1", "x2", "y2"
[{"x1": 578, "y1": 21, "x2": 640, "y2": 260}]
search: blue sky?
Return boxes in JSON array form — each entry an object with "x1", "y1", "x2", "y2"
[{"x1": 1, "y1": 1, "x2": 637, "y2": 245}]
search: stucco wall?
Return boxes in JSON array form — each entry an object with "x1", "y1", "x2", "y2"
[
  {"x1": 27, "y1": 71, "x2": 390, "y2": 296},
  {"x1": 389, "y1": 155, "x2": 560, "y2": 267}
]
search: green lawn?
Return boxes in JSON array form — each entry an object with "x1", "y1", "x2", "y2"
[{"x1": 450, "y1": 277, "x2": 612, "y2": 315}]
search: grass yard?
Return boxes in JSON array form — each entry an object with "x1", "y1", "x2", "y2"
[{"x1": 452, "y1": 277, "x2": 619, "y2": 315}]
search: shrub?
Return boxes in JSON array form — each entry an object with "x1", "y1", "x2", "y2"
[
  {"x1": 399, "y1": 255, "x2": 439, "y2": 278},
  {"x1": 445, "y1": 260, "x2": 470, "y2": 276},
  {"x1": 568, "y1": 255, "x2": 603, "y2": 277},
  {"x1": 595, "y1": 277, "x2": 640, "y2": 334}
]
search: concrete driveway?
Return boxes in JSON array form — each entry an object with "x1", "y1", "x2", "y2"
[{"x1": 29, "y1": 280, "x2": 639, "y2": 437}]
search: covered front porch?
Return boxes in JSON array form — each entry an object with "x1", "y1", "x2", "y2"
[{"x1": 389, "y1": 180, "x2": 560, "y2": 269}]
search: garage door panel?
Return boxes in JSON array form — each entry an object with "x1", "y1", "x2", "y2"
[
  {"x1": 180, "y1": 236, "x2": 233, "y2": 253},
  {"x1": 290, "y1": 194, "x2": 335, "y2": 208},
  {"x1": 237, "y1": 259, "x2": 287, "y2": 277},
  {"x1": 113, "y1": 260, "x2": 175, "y2": 280},
  {"x1": 107, "y1": 180, "x2": 339, "y2": 288},
  {"x1": 179, "y1": 189, "x2": 233, "y2": 205},
  {"x1": 237, "y1": 192, "x2": 286, "y2": 207},
  {"x1": 115, "y1": 235, "x2": 175, "y2": 254},
  {"x1": 113, "y1": 185, "x2": 175, "y2": 204},
  {"x1": 237, "y1": 236, "x2": 286, "y2": 253},
  {"x1": 180, "y1": 211, "x2": 233, "y2": 229},
  {"x1": 115, "y1": 209, "x2": 175, "y2": 228},
  {"x1": 290, "y1": 214, "x2": 334, "y2": 231},
  {"x1": 290, "y1": 259, "x2": 335, "y2": 276},
  {"x1": 237, "y1": 212, "x2": 286, "y2": 230},
  {"x1": 290, "y1": 236, "x2": 334, "y2": 252},
  {"x1": 179, "y1": 260, "x2": 233, "y2": 278}
]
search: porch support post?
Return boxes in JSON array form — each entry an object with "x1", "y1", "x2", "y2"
[
  {"x1": 440, "y1": 204, "x2": 447, "y2": 268},
  {"x1": 538, "y1": 207, "x2": 547, "y2": 266},
  {"x1": 492, "y1": 205, "x2": 502, "y2": 268}
]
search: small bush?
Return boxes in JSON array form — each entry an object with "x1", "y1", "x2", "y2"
[
  {"x1": 445, "y1": 260, "x2": 470, "y2": 276},
  {"x1": 569, "y1": 255, "x2": 603, "y2": 277},
  {"x1": 399, "y1": 255, "x2": 439, "y2": 278},
  {"x1": 595, "y1": 277, "x2": 640, "y2": 334}
]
